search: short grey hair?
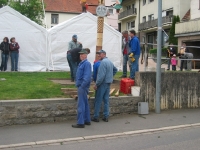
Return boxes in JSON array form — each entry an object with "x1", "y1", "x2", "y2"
[{"x1": 122, "y1": 30, "x2": 128, "y2": 34}]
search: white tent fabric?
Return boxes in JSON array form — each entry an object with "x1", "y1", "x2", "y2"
[
  {"x1": 0, "y1": 7, "x2": 122, "y2": 72},
  {"x1": 0, "y1": 6, "x2": 47, "y2": 71},
  {"x1": 48, "y1": 12, "x2": 122, "y2": 71}
]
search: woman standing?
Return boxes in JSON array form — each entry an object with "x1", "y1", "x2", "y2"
[
  {"x1": 0, "y1": 37, "x2": 10, "y2": 71},
  {"x1": 10, "y1": 37, "x2": 20, "y2": 71}
]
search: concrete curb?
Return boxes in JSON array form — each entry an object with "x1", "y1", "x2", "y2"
[{"x1": 0, "y1": 123, "x2": 200, "y2": 149}]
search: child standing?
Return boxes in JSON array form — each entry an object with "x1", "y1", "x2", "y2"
[{"x1": 171, "y1": 54, "x2": 177, "y2": 71}]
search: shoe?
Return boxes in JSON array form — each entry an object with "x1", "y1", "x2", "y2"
[
  {"x1": 120, "y1": 75, "x2": 127, "y2": 78},
  {"x1": 91, "y1": 118, "x2": 99, "y2": 122},
  {"x1": 72, "y1": 124, "x2": 85, "y2": 128},
  {"x1": 167, "y1": 69, "x2": 169, "y2": 70},
  {"x1": 85, "y1": 122, "x2": 91, "y2": 125},
  {"x1": 102, "y1": 118, "x2": 108, "y2": 122},
  {"x1": 71, "y1": 79, "x2": 74, "y2": 82}
]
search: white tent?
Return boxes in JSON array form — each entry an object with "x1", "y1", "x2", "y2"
[
  {"x1": 0, "y1": 6, "x2": 47, "y2": 71},
  {"x1": 48, "y1": 12, "x2": 122, "y2": 71}
]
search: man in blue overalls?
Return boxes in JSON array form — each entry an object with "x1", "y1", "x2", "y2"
[{"x1": 72, "y1": 49, "x2": 92, "y2": 128}]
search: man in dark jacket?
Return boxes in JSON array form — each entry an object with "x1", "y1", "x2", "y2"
[
  {"x1": 166, "y1": 43, "x2": 177, "y2": 70},
  {"x1": 180, "y1": 43, "x2": 189, "y2": 71},
  {"x1": 0, "y1": 37, "x2": 10, "y2": 71},
  {"x1": 67, "y1": 48, "x2": 90, "y2": 82}
]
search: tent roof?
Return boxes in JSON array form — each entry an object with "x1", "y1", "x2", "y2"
[
  {"x1": 0, "y1": 6, "x2": 46, "y2": 33},
  {"x1": 48, "y1": 12, "x2": 121, "y2": 37}
]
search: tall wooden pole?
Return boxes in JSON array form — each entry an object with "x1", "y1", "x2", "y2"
[{"x1": 96, "y1": 0, "x2": 105, "y2": 60}]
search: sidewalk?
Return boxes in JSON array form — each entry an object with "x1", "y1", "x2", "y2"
[{"x1": 0, "y1": 109, "x2": 200, "y2": 146}]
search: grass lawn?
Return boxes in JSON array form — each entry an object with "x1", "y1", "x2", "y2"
[{"x1": 0, "y1": 72, "x2": 123, "y2": 100}]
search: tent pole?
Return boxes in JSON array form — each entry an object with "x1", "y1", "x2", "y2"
[{"x1": 96, "y1": 0, "x2": 105, "y2": 60}]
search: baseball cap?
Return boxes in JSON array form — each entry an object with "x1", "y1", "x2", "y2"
[
  {"x1": 72, "y1": 34, "x2": 77, "y2": 39},
  {"x1": 79, "y1": 49, "x2": 88, "y2": 54},
  {"x1": 96, "y1": 50, "x2": 106, "y2": 54}
]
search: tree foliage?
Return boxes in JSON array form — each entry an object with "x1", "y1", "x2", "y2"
[
  {"x1": 0, "y1": 0, "x2": 8, "y2": 8},
  {"x1": 9, "y1": 0, "x2": 44, "y2": 25},
  {"x1": 168, "y1": 15, "x2": 180, "y2": 46}
]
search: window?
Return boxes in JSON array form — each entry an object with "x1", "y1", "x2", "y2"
[
  {"x1": 126, "y1": 5, "x2": 131, "y2": 10},
  {"x1": 166, "y1": 10, "x2": 173, "y2": 17},
  {"x1": 51, "y1": 14, "x2": 59, "y2": 24},
  {"x1": 149, "y1": 0, "x2": 154, "y2": 3},
  {"x1": 108, "y1": 8, "x2": 113, "y2": 14},
  {"x1": 127, "y1": 21, "x2": 135, "y2": 30},
  {"x1": 148, "y1": 14, "x2": 154, "y2": 21},
  {"x1": 143, "y1": 16, "x2": 146, "y2": 23},
  {"x1": 143, "y1": 0, "x2": 146, "y2": 5}
]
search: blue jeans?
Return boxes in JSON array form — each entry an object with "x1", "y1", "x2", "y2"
[
  {"x1": 1, "y1": 53, "x2": 9, "y2": 71},
  {"x1": 67, "y1": 53, "x2": 77, "y2": 80},
  {"x1": 77, "y1": 87, "x2": 91, "y2": 124},
  {"x1": 10, "y1": 52, "x2": 19, "y2": 71},
  {"x1": 94, "y1": 83, "x2": 110, "y2": 119},
  {"x1": 123, "y1": 54, "x2": 130, "y2": 76},
  {"x1": 130, "y1": 55, "x2": 140, "y2": 79}
]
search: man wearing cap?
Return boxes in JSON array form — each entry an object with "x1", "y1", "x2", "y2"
[
  {"x1": 67, "y1": 35, "x2": 83, "y2": 82},
  {"x1": 72, "y1": 49, "x2": 92, "y2": 128},
  {"x1": 92, "y1": 50, "x2": 118, "y2": 122}
]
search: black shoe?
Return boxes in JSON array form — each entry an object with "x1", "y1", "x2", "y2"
[
  {"x1": 102, "y1": 118, "x2": 108, "y2": 122},
  {"x1": 120, "y1": 75, "x2": 127, "y2": 78},
  {"x1": 91, "y1": 118, "x2": 99, "y2": 122},
  {"x1": 72, "y1": 124, "x2": 85, "y2": 128},
  {"x1": 71, "y1": 79, "x2": 74, "y2": 82},
  {"x1": 167, "y1": 69, "x2": 169, "y2": 70},
  {"x1": 85, "y1": 122, "x2": 91, "y2": 125}
]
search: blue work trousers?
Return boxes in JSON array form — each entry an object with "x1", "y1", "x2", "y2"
[
  {"x1": 67, "y1": 53, "x2": 77, "y2": 80},
  {"x1": 130, "y1": 55, "x2": 140, "y2": 79},
  {"x1": 94, "y1": 83, "x2": 110, "y2": 119},
  {"x1": 77, "y1": 87, "x2": 91, "y2": 125}
]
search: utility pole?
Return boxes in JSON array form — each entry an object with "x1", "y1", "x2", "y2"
[
  {"x1": 155, "y1": 0, "x2": 162, "y2": 114},
  {"x1": 96, "y1": 0, "x2": 105, "y2": 60}
]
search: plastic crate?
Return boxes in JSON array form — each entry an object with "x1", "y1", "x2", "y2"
[{"x1": 120, "y1": 78, "x2": 135, "y2": 94}]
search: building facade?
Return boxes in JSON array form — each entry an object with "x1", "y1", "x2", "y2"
[
  {"x1": 118, "y1": 0, "x2": 190, "y2": 48},
  {"x1": 175, "y1": 0, "x2": 200, "y2": 69},
  {"x1": 44, "y1": 0, "x2": 98, "y2": 28}
]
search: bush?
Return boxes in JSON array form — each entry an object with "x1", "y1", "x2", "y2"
[{"x1": 149, "y1": 47, "x2": 167, "y2": 54}]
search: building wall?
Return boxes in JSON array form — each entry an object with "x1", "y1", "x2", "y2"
[
  {"x1": 105, "y1": 0, "x2": 118, "y2": 29},
  {"x1": 191, "y1": 0, "x2": 200, "y2": 20},
  {"x1": 45, "y1": 12, "x2": 77, "y2": 29}
]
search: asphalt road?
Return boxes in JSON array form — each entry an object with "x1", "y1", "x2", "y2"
[{"x1": 22, "y1": 126, "x2": 200, "y2": 150}]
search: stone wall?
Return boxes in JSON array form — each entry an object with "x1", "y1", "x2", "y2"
[
  {"x1": 135, "y1": 72, "x2": 200, "y2": 110},
  {"x1": 0, "y1": 96, "x2": 141, "y2": 126}
]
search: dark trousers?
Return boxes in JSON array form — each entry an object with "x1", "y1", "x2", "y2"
[
  {"x1": 180, "y1": 60, "x2": 187, "y2": 71},
  {"x1": 172, "y1": 65, "x2": 176, "y2": 71},
  {"x1": 67, "y1": 53, "x2": 77, "y2": 81},
  {"x1": 0, "y1": 53, "x2": 9, "y2": 71}
]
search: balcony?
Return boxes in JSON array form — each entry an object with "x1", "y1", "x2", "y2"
[
  {"x1": 139, "y1": 16, "x2": 173, "y2": 31},
  {"x1": 175, "y1": 19, "x2": 200, "y2": 36},
  {"x1": 118, "y1": 8, "x2": 137, "y2": 21}
]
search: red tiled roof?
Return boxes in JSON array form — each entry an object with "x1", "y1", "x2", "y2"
[
  {"x1": 182, "y1": 9, "x2": 190, "y2": 21},
  {"x1": 44, "y1": 0, "x2": 98, "y2": 14}
]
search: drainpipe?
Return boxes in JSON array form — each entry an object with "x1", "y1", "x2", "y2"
[{"x1": 138, "y1": 0, "x2": 141, "y2": 39}]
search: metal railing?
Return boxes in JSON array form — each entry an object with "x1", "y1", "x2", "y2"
[
  {"x1": 139, "y1": 16, "x2": 173, "y2": 31},
  {"x1": 118, "y1": 8, "x2": 137, "y2": 20}
]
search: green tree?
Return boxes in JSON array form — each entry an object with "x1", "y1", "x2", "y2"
[
  {"x1": 9, "y1": 0, "x2": 44, "y2": 25},
  {"x1": 0, "y1": 0, "x2": 8, "y2": 8},
  {"x1": 168, "y1": 15, "x2": 180, "y2": 46}
]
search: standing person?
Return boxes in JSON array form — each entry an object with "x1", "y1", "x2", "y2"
[
  {"x1": 80, "y1": 0, "x2": 87, "y2": 13},
  {"x1": 67, "y1": 48, "x2": 90, "y2": 82},
  {"x1": 121, "y1": 30, "x2": 131, "y2": 78},
  {"x1": 171, "y1": 54, "x2": 177, "y2": 71},
  {"x1": 10, "y1": 37, "x2": 20, "y2": 71},
  {"x1": 180, "y1": 43, "x2": 189, "y2": 71},
  {"x1": 92, "y1": 50, "x2": 118, "y2": 122},
  {"x1": 93, "y1": 53, "x2": 101, "y2": 82},
  {"x1": 72, "y1": 49, "x2": 92, "y2": 128},
  {"x1": 67, "y1": 35, "x2": 83, "y2": 81},
  {"x1": 167, "y1": 43, "x2": 176, "y2": 70},
  {"x1": 0, "y1": 37, "x2": 10, "y2": 71},
  {"x1": 129, "y1": 30, "x2": 140, "y2": 79}
]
